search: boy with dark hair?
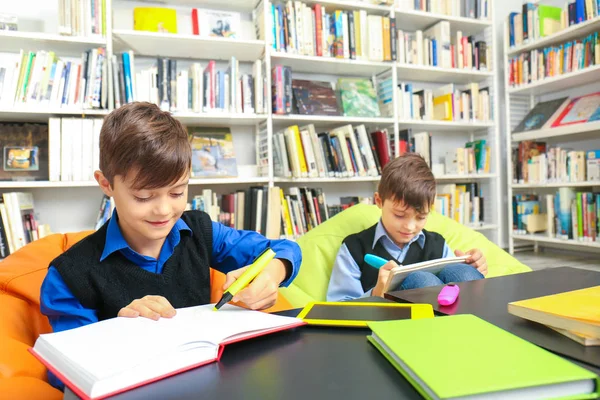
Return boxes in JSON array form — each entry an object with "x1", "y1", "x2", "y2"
[
  {"x1": 327, "y1": 153, "x2": 486, "y2": 301},
  {"x1": 40, "y1": 102, "x2": 301, "y2": 389}
]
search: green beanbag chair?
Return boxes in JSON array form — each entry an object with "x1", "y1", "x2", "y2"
[{"x1": 280, "y1": 203, "x2": 531, "y2": 308}]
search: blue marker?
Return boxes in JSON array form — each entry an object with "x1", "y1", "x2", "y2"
[{"x1": 364, "y1": 254, "x2": 389, "y2": 269}]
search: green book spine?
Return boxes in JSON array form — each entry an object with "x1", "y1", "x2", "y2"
[
  {"x1": 20, "y1": 52, "x2": 35, "y2": 103},
  {"x1": 577, "y1": 192, "x2": 584, "y2": 239}
]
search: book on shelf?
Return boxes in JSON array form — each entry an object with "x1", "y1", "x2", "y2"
[
  {"x1": 397, "y1": 82, "x2": 492, "y2": 123},
  {"x1": 397, "y1": 22, "x2": 491, "y2": 71},
  {"x1": 188, "y1": 127, "x2": 238, "y2": 178},
  {"x1": 46, "y1": 117, "x2": 102, "y2": 183},
  {"x1": 512, "y1": 97, "x2": 569, "y2": 133},
  {"x1": 192, "y1": 8, "x2": 241, "y2": 38},
  {"x1": 0, "y1": 192, "x2": 50, "y2": 255},
  {"x1": 30, "y1": 304, "x2": 304, "y2": 400},
  {"x1": 397, "y1": 0, "x2": 490, "y2": 19},
  {"x1": 263, "y1": 3, "x2": 397, "y2": 62},
  {"x1": 0, "y1": 13, "x2": 18, "y2": 31},
  {"x1": 0, "y1": 122, "x2": 49, "y2": 182},
  {"x1": 291, "y1": 79, "x2": 341, "y2": 116},
  {"x1": 0, "y1": 47, "x2": 109, "y2": 110},
  {"x1": 58, "y1": 0, "x2": 106, "y2": 37},
  {"x1": 508, "y1": 0, "x2": 597, "y2": 48},
  {"x1": 273, "y1": 123, "x2": 389, "y2": 179},
  {"x1": 437, "y1": 183, "x2": 485, "y2": 227},
  {"x1": 508, "y1": 32, "x2": 600, "y2": 88},
  {"x1": 337, "y1": 78, "x2": 380, "y2": 118},
  {"x1": 551, "y1": 92, "x2": 600, "y2": 127},
  {"x1": 114, "y1": 52, "x2": 264, "y2": 114},
  {"x1": 133, "y1": 7, "x2": 177, "y2": 34},
  {"x1": 508, "y1": 286, "x2": 600, "y2": 340}
]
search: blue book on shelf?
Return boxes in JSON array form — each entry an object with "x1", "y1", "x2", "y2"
[
  {"x1": 122, "y1": 52, "x2": 133, "y2": 103},
  {"x1": 508, "y1": 12, "x2": 518, "y2": 47},
  {"x1": 270, "y1": 4, "x2": 277, "y2": 50},
  {"x1": 432, "y1": 39, "x2": 437, "y2": 67},
  {"x1": 576, "y1": 0, "x2": 585, "y2": 23}
]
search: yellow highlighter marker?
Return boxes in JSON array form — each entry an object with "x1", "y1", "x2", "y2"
[{"x1": 213, "y1": 248, "x2": 276, "y2": 311}]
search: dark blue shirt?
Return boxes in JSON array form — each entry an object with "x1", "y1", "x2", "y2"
[{"x1": 40, "y1": 213, "x2": 301, "y2": 389}]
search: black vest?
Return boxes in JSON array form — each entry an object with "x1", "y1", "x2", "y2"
[
  {"x1": 52, "y1": 210, "x2": 213, "y2": 321},
  {"x1": 343, "y1": 223, "x2": 445, "y2": 292}
]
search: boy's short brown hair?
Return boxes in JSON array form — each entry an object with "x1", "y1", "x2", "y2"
[
  {"x1": 377, "y1": 153, "x2": 436, "y2": 213},
  {"x1": 99, "y1": 102, "x2": 191, "y2": 190}
]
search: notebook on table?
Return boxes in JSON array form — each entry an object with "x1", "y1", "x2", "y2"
[
  {"x1": 508, "y1": 285, "x2": 600, "y2": 339},
  {"x1": 30, "y1": 304, "x2": 304, "y2": 400},
  {"x1": 368, "y1": 314, "x2": 599, "y2": 399}
]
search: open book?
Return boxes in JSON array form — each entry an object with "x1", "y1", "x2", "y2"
[
  {"x1": 30, "y1": 304, "x2": 304, "y2": 400},
  {"x1": 382, "y1": 255, "x2": 470, "y2": 293}
]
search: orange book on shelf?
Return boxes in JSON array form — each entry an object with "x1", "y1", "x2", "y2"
[{"x1": 508, "y1": 286, "x2": 600, "y2": 339}]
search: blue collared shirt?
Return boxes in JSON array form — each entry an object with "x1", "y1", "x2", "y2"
[
  {"x1": 327, "y1": 220, "x2": 452, "y2": 301},
  {"x1": 40, "y1": 212, "x2": 301, "y2": 389}
]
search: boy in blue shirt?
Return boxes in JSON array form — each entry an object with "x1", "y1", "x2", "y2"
[
  {"x1": 327, "y1": 153, "x2": 486, "y2": 301},
  {"x1": 40, "y1": 102, "x2": 301, "y2": 389}
]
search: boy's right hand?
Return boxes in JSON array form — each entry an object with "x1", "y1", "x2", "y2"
[
  {"x1": 372, "y1": 261, "x2": 398, "y2": 297},
  {"x1": 117, "y1": 295, "x2": 177, "y2": 321}
]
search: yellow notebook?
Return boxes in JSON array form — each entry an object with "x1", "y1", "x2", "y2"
[{"x1": 508, "y1": 286, "x2": 600, "y2": 339}]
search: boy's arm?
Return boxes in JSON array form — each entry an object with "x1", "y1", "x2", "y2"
[
  {"x1": 40, "y1": 266, "x2": 99, "y2": 390},
  {"x1": 327, "y1": 244, "x2": 372, "y2": 301},
  {"x1": 210, "y1": 222, "x2": 301, "y2": 287}
]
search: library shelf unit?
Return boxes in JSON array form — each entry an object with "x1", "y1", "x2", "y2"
[
  {"x1": 1, "y1": 0, "x2": 500, "y2": 241},
  {"x1": 504, "y1": 16, "x2": 600, "y2": 254}
]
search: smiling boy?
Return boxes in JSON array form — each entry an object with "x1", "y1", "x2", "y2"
[
  {"x1": 40, "y1": 102, "x2": 301, "y2": 389},
  {"x1": 327, "y1": 153, "x2": 486, "y2": 301}
]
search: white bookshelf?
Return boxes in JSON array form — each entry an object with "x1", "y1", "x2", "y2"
[
  {"x1": 0, "y1": 0, "x2": 501, "y2": 241},
  {"x1": 504, "y1": 17, "x2": 600, "y2": 254}
]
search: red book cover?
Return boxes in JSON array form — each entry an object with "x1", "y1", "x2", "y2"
[
  {"x1": 192, "y1": 9, "x2": 200, "y2": 35},
  {"x1": 551, "y1": 92, "x2": 600, "y2": 127},
  {"x1": 370, "y1": 131, "x2": 390, "y2": 168},
  {"x1": 314, "y1": 4, "x2": 323, "y2": 57}
]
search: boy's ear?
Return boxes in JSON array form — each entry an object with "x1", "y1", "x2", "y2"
[
  {"x1": 95, "y1": 170, "x2": 113, "y2": 197},
  {"x1": 375, "y1": 192, "x2": 383, "y2": 209}
]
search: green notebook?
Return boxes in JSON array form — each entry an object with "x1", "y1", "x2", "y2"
[{"x1": 368, "y1": 315, "x2": 599, "y2": 400}]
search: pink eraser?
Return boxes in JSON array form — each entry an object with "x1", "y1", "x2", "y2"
[{"x1": 437, "y1": 284, "x2": 460, "y2": 306}]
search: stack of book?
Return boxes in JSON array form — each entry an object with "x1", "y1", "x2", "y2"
[
  {"x1": 272, "y1": 124, "x2": 392, "y2": 179},
  {"x1": 508, "y1": 0, "x2": 598, "y2": 48},
  {"x1": 436, "y1": 183, "x2": 485, "y2": 227},
  {"x1": 58, "y1": 0, "x2": 106, "y2": 37},
  {"x1": 0, "y1": 48, "x2": 109, "y2": 110},
  {"x1": 114, "y1": 53, "x2": 264, "y2": 114},
  {"x1": 509, "y1": 286, "x2": 600, "y2": 346}
]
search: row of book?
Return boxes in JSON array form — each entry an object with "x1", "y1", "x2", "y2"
[
  {"x1": 115, "y1": 53, "x2": 265, "y2": 114},
  {"x1": 187, "y1": 186, "x2": 372, "y2": 240},
  {"x1": 397, "y1": 0, "x2": 490, "y2": 19},
  {"x1": 440, "y1": 139, "x2": 491, "y2": 175},
  {"x1": 266, "y1": 2, "x2": 396, "y2": 62},
  {"x1": 272, "y1": 68, "x2": 380, "y2": 117},
  {"x1": 436, "y1": 183, "x2": 485, "y2": 227},
  {"x1": 508, "y1": 32, "x2": 600, "y2": 87},
  {"x1": 0, "y1": 48, "x2": 108, "y2": 109},
  {"x1": 508, "y1": 0, "x2": 598, "y2": 48},
  {"x1": 397, "y1": 22, "x2": 491, "y2": 71},
  {"x1": 58, "y1": 0, "x2": 106, "y2": 37},
  {"x1": 513, "y1": 92, "x2": 600, "y2": 134},
  {"x1": 0, "y1": 192, "x2": 50, "y2": 258},
  {"x1": 513, "y1": 190, "x2": 600, "y2": 243},
  {"x1": 273, "y1": 124, "x2": 392, "y2": 179},
  {"x1": 512, "y1": 141, "x2": 600, "y2": 184},
  {"x1": 394, "y1": 81, "x2": 492, "y2": 123}
]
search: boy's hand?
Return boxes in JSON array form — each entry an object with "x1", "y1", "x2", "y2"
[
  {"x1": 117, "y1": 295, "x2": 177, "y2": 321},
  {"x1": 223, "y1": 258, "x2": 288, "y2": 311},
  {"x1": 455, "y1": 249, "x2": 488, "y2": 276},
  {"x1": 372, "y1": 261, "x2": 399, "y2": 297}
]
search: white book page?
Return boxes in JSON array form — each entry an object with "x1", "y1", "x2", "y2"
[
  {"x1": 35, "y1": 304, "x2": 301, "y2": 385},
  {"x1": 383, "y1": 256, "x2": 470, "y2": 292}
]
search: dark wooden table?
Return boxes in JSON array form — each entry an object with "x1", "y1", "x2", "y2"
[{"x1": 385, "y1": 266, "x2": 600, "y2": 371}]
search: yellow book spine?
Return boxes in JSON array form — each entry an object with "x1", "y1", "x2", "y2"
[
  {"x1": 382, "y1": 17, "x2": 391, "y2": 61},
  {"x1": 279, "y1": 189, "x2": 294, "y2": 237},
  {"x1": 354, "y1": 11, "x2": 362, "y2": 59},
  {"x1": 291, "y1": 125, "x2": 308, "y2": 176}
]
